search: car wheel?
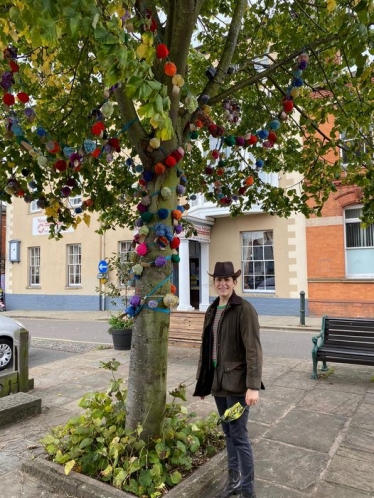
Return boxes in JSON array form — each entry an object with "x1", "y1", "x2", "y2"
[{"x1": 0, "y1": 338, "x2": 13, "y2": 371}]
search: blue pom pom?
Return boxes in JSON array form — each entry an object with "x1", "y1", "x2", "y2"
[
  {"x1": 257, "y1": 129, "x2": 269, "y2": 139},
  {"x1": 125, "y1": 305, "x2": 137, "y2": 317},
  {"x1": 269, "y1": 120, "x2": 281, "y2": 130},
  {"x1": 36, "y1": 127, "x2": 46, "y2": 137},
  {"x1": 126, "y1": 158, "x2": 134, "y2": 166},
  {"x1": 255, "y1": 159, "x2": 264, "y2": 168},
  {"x1": 292, "y1": 69, "x2": 303, "y2": 78},
  {"x1": 63, "y1": 146, "x2": 75, "y2": 158},
  {"x1": 135, "y1": 164, "x2": 144, "y2": 173},
  {"x1": 143, "y1": 170, "x2": 154, "y2": 182},
  {"x1": 83, "y1": 140, "x2": 96, "y2": 153},
  {"x1": 293, "y1": 77, "x2": 303, "y2": 87},
  {"x1": 157, "y1": 208, "x2": 169, "y2": 220},
  {"x1": 74, "y1": 207, "x2": 83, "y2": 214}
]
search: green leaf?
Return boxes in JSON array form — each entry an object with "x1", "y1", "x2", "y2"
[
  {"x1": 170, "y1": 470, "x2": 182, "y2": 485},
  {"x1": 79, "y1": 437, "x2": 93, "y2": 449},
  {"x1": 64, "y1": 460, "x2": 76, "y2": 475}
]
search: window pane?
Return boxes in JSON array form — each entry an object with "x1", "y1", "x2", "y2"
[
  {"x1": 29, "y1": 247, "x2": 40, "y2": 286},
  {"x1": 242, "y1": 230, "x2": 275, "y2": 292},
  {"x1": 67, "y1": 244, "x2": 81, "y2": 286}
]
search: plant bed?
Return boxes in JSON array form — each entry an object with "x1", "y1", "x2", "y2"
[{"x1": 38, "y1": 360, "x2": 225, "y2": 498}]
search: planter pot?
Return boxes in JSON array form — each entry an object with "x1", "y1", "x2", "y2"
[{"x1": 110, "y1": 328, "x2": 132, "y2": 350}]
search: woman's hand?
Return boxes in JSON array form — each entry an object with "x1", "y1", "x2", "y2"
[{"x1": 245, "y1": 388, "x2": 259, "y2": 406}]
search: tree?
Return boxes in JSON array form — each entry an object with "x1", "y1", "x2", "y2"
[{"x1": 0, "y1": 0, "x2": 373, "y2": 440}]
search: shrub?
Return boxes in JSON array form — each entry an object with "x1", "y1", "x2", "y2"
[{"x1": 41, "y1": 359, "x2": 224, "y2": 497}]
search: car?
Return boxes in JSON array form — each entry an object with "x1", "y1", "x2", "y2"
[{"x1": 0, "y1": 315, "x2": 29, "y2": 371}]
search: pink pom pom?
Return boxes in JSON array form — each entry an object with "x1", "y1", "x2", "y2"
[{"x1": 136, "y1": 243, "x2": 148, "y2": 256}]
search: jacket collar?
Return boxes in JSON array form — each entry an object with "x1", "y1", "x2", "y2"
[{"x1": 211, "y1": 291, "x2": 242, "y2": 309}]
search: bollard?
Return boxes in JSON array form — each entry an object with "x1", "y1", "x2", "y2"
[{"x1": 299, "y1": 291, "x2": 306, "y2": 326}]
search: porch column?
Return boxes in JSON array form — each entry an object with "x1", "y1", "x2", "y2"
[
  {"x1": 177, "y1": 238, "x2": 194, "y2": 311},
  {"x1": 199, "y1": 242, "x2": 210, "y2": 311}
]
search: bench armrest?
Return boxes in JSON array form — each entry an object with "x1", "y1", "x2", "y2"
[{"x1": 312, "y1": 316, "x2": 327, "y2": 351}]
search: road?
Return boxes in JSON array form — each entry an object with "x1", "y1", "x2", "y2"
[{"x1": 22, "y1": 319, "x2": 315, "y2": 368}]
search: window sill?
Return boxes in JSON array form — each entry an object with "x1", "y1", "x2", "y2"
[
  {"x1": 26, "y1": 286, "x2": 41, "y2": 289},
  {"x1": 65, "y1": 286, "x2": 83, "y2": 290},
  {"x1": 308, "y1": 278, "x2": 374, "y2": 283}
]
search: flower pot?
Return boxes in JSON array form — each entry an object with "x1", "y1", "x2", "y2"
[{"x1": 111, "y1": 328, "x2": 132, "y2": 350}]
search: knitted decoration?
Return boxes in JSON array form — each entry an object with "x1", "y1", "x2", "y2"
[{"x1": 163, "y1": 293, "x2": 179, "y2": 308}]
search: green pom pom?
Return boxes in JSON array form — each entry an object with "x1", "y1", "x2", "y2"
[
  {"x1": 190, "y1": 130, "x2": 198, "y2": 140},
  {"x1": 171, "y1": 254, "x2": 180, "y2": 263},
  {"x1": 224, "y1": 135, "x2": 236, "y2": 146},
  {"x1": 141, "y1": 211, "x2": 153, "y2": 223}
]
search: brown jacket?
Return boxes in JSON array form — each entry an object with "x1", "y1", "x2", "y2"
[{"x1": 193, "y1": 292, "x2": 263, "y2": 397}]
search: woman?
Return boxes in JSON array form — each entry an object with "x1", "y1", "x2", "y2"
[{"x1": 194, "y1": 261, "x2": 263, "y2": 498}]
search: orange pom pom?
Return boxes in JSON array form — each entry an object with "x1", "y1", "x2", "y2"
[
  {"x1": 170, "y1": 284, "x2": 177, "y2": 294},
  {"x1": 155, "y1": 162, "x2": 166, "y2": 174},
  {"x1": 172, "y1": 209, "x2": 182, "y2": 220},
  {"x1": 164, "y1": 62, "x2": 177, "y2": 76},
  {"x1": 245, "y1": 176, "x2": 254, "y2": 186}
]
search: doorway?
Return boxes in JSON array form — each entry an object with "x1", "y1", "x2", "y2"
[{"x1": 189, "y1": 241, "x2": 200, "y2": 309}]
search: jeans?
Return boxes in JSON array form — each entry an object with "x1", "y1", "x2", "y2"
[{"x1": 215, "y1": 396, "x2": 254, "y2": 493}]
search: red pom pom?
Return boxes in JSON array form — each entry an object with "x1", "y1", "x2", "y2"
[
  {"x1": 54, "y1": 159, "x2": 67, "y2": 172},
  {"x1": 165, "y1": 155, "x2": 177, "y2": 168},
  {"x1": 17, "y1": 92, "x2": 29, "y2": 103},
  {"x1": 9, "y1": 60, "x2": 19, "y2": 72},
  {"x1": 268, "y1": 131, "x2": 277, "y2": 143},
  {"x1": 156, "y1": 44, "x2": 169, "y2": 59},
  {"x1": 92, "y1": 148, "x2": 101, "y2": 158},
  {"x1": 238, "y1": 186, "x2": 248, "y2": 195},
  {"x1": 283, "y1": 100, "x2": 294, "y2": 113},
  {"x1": 91, "y1": 122, "x2": 105, "y2": 136},
  {"x1": 208, "y1": 123, "x2": 218, "y2": 137},
  {"x1": 3, "y1": 93, "x2": 15, "y2": 106},
  {"x1": 211, "y1": 149, "x2": 220, "y2": 159},
  {"x1": 170, "y1": 237, "x2": 180, "y2": 249},
  {"x1": 246, "y1": 134, "x2": 258, "y2": 146},
  {"x1": 108, "y1": 137, "x2": 120, "y2": 152},
  {"x1": 171, "y1": 150, "x2": 182, "y2": 162}
]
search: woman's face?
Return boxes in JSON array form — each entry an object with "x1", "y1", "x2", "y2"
[{"x1": 213, "y1": 276, "x2": 236, "y2": 300}]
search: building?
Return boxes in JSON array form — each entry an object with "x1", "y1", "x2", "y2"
[{"x1": 5, "y1": 166, "x2": 309, "y2": 316}]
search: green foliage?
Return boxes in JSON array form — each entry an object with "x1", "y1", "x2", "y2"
[
  {"x1": 108, "y1": 313, "x2": 133, "y2": 331},
  {"x1": 40, "y1": 362, "x2": 224, "y2": 497}
]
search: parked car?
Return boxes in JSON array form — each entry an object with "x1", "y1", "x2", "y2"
[{"x1": 0, "y1": 315, "x2": 29, "y2": 371}]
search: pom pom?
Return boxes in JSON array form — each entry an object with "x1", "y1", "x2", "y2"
[
  {"x1": 245, "y1": 176, "x2": 254, "y2": 186},
  {"x1": 293, "y1": 77, "x2": 303, "y2": 88},
  {"x1": 156, "y1": 43, "x2": 169, "y2": 58},
  {"x1": 108, "y1": 137, "x2": 120, "y2": 152},
  {"x1": 135, "y1": 164, "x2": 144, "y2": 173},
  {"x1": 125, "y1": 305, "x2": 137, "y2": 317},
  {"x1": 143, "y1": 170, "x2": 154, "y2": 182},
  {"x1": 224, "y1": 135, "x2": 236, "y2": 147},
  {"x1": 3, "y1": 93, "x2": 15, "y2": 105},
  {"x1": 246, "y1": 134, "x2": 258, "y2": 145},
  {"x1": 155, "y1": 162, "x2": 166, "y2": 175},
  {"x1": 238, "y1": 186, "x2": 247, "y2": 195},
  {"x1": 236, "y1": 136, "x2": 245, "y2": 147},
  {"x1": 176, "y1": 184, "x2": 186, "y2": 195},
  {"x1": 255, "y1": 159, "x2": 264, "y2": 168},
  {"x1": 161, "y1": 187, "x2": 171, "y2": 199},
  {"x1": 208, "y1": 124, "x2": 218, "y2": 137},
  {"x1": 136, "y1": 242, "x2": 148, "y2": 256},
  {"x1": 137, "y1": 202, "x2": 147, "y2": 213},
  {"x1": 155, "y1": 256, "x2": 167, "y2": 267},
  {"x1": 101, "y1": 101, "x2": 114, "y2": 118},
  {"x1": 177, "y1": 147, "x2": 185, "y2": 157},
  {"x1": 83, "y1": 139, "x2": 96, "y2": 153},
  {"x1": 149, "y1": 138, "x2": 160, "y2": 149},
  {"x1": 157, "y1": 236, "x2": 169, "y2": 249},
  {"x1": 205, "y1": 166, "x2": 214, "y2": 175},
  {"x1": 135, "y1": 217, "x2": 143, "y2": 228},
  {"x1": 201, "y1": 94, "x2": 210, "y2": 103},
  {"x1": 189, "y1": 130, "x2": 198, "y2": 140},
  {"x1": 257, "y1": 129, "x2": 269, "y2": 140},
  {"x1": 17, "y1": 92, "x2": 29, "y2": 103},
  {"x1": 170, "y1": 284, "x2": 177, "y2": 294},
  {"x1": 141, "y1": 211, "x2": 153, "y2": 223},
  {"x1": 164, "y1": 62, "x2": 177, "y2": 76},
  {"x1": 170, "y1": 237, "x2": 180, "y2": 249},
  {"x1": 158, "y1": 208, "x2": 169, "y2": 220},
  {"x1": 91, "y1": 121, "x2": 105, "y2": 136},
  {"x1": 171, "y1": 254, "x2": 180, "y2": 263},
  {"x1": 92, "y1": 147, "x2": 101, "y2": 157},
  {"x1": 290, "y1": 87, "x2": 300, "y2": 98},
  {"x1": 46, "y1": 141, "x2": 60, "y2": 154},
  {"x1": 172, "y1": 209, "x2": 182, "y2": 220},
  {"x1": 171, "y1": 150, "x2": 183, "y2": 162},
  {"x1": 140, "y1": 195, "x2": 151, "y2": 206},
  {"x1": 270, "y1": 119, "x2": 281, "y2": 130},
  {"x1": 129, "y1": 295, "x2": 142, "y2": 307},
  {"x1": 268, "y1": 131, "x2": 277, "y2": 142},
  {"x1": 132, "y1": 264, "x2": 143, "y2": 276},
  {"x1": 163, "y1": 293, "x2": 179, "y2": 308},
  {"x1": 172, "y1": 74, "x2": 185, "y2": 87},
  {"x1": 283, "y1": 100, "x2": 294, "y2": 113},
  {"x1": 126, "y1": 158, "x2": 134, "y2": 166},
  {"x1": 165, "y1": 155, "x2": 177, "y2": 168},
  {"x1": 148, "y1": 300, "x2": 158, "y2": 309},
  {"x1": 298, "y1": 60, "x2": 308, "y2": 70},
  {"x1": 174, "y1": 224, "x2": 183, "y2": 234}
]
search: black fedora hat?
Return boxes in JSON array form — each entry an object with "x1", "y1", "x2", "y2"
[{"x1": 208, "y1": 261, "x2": 242, "y2": 279}]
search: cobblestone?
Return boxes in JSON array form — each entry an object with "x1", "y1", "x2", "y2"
[{"x1": 31, "y1": 338, "x2": 110, "y2": 354}]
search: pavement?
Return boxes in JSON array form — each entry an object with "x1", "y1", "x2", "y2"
[{"x1": 0, "y1": 311, "x2": 374, "y2": 498}]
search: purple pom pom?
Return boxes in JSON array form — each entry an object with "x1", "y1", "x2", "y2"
[
  {"x1": 155, "y1": 256, "x2": 167, "y2": 267},
  {"x1": 176, "y1": 185, "x2": 186, "y2": 195},
  {"x1": 174, "y1": 224, "x2": 183, "y2": 234},
  {"x1": 129, "y1": 295, "x2": 142, "y2": 306}
]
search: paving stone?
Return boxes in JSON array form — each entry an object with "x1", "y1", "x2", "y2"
[
  {"x1": 342, "y1": 426, "x2": 374, "y2": 453},
  {"x1": 364, "y1": 392, "x2": 374, "y2": 404},
  {"x1": 266, "y1": 406, "x2": 346, "y2": 453},
  {"x1": 313, "y1": 481, "x2": 373, "y2": 497},
  {"x1": 299, "y1": 389, "x2": 361, "y2": 416},
  {"x1": 249, "y1": 397, "x2": 291, "y2": 426},
  {"x1": 255, "y1": 439, "x2": 328, "y2": 491},
  {"x1": 261, "y1": 385, "x2": 307, "y2": 405},
  {"x1": 273, "y1": 371, "x2": 318, "y2": 390},
  {"x1": 350, "y1": 403, "x2": 374, "y2": 431},
  {"x1": 255, "y1": 480, "x2": 305, "y2": 497},
  {"x1": 315, "y1": 378, "x2": 369, "y2": 395},
  {"x1": 325, "y1": 446, "x2": 374, "y2": 493}
]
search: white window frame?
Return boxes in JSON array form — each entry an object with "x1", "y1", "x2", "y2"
[
  {"x1": 28, "y1": 247, "x2": 40, "y2": 286},
  {"x1": 30, "y1": 200, "x2": 41, "y2": 213},
  {"x1": 241, "y1": 230, "x2": 275, "y2": 292},
  {"x1": 118, "y1": 241, "x2": 133, "y2": 287},
  {"x1": 67, "y1": 244, "x2": 81, "y2": 286},
  {"x1": 69, "y1": 196, "x2": 82, "y2": 208},
  {"x1": 344, "y1": 205, "x2": 374, "y2": 278}
]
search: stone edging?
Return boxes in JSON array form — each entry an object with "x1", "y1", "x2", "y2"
[{"x1": 22, "y1": 450, "x2": 227, "y2": 498}]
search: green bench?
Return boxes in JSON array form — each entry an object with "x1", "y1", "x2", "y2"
[{"x1": 311, "y1": 316, "x2": 374, "y2": 379}]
